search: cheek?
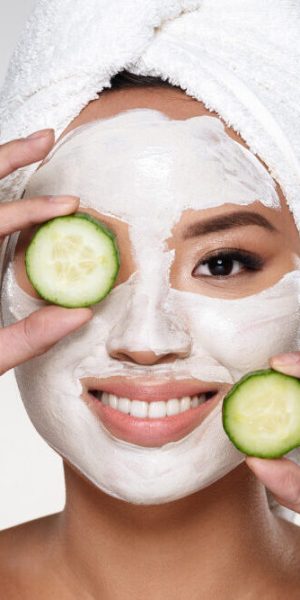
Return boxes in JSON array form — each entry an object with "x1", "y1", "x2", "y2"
[
  {"x1": 11, "y1": 310, "x2": 99, "y2": 447},
  {"x1": 182, "y1": 301, "x2": 264, "y2": 372},
  {"x1": 173, "y1": 274, "x2": 300, "y2": 377}
]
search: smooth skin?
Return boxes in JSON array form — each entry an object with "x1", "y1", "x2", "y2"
[{"x1": 2, "y1": 89, "x2": 300, "y2": 599}]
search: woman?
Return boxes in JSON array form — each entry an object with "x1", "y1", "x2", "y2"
[{"x1": 1, "y1": 2, "x2": 300, "y2": 598}]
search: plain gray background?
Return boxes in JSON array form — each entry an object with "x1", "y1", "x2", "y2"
[{"x1": 0, "y1": 1, "x2": 64, "y2": 530}]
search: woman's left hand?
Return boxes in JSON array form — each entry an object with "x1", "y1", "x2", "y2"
[{"x1": 246, "y1": 352, "x2": 300, "y2": 513}]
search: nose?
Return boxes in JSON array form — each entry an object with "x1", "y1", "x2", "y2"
[
  {"x1": 109, "y1": 348, "x2": 189, "y2": 366},
  {"x1": 106, "y1": 288, "x2": 192, "y2": 366}
]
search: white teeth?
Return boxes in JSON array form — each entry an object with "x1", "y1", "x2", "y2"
[
  {"x1": 109, "y1": 394, "x2": 118, "y2": 410},
  {"x1": 130, "y1": 400, "x2": 148, "y2": 418},
  {"x1": 166, "y1": 398, "x2": 180, "y2": 416},
  {"x1": 148, "y1": 401, "x2": 167, "y2": 419},
  {"x1": 180, "y1": 396, "x2": 191, "y2": 412},
  {"x1": 118, "y1": 398, "x2": 131, "y2": 414},
  {"x1": 191, "y1": 395, "x2": 199, "y2": 408},
  {"x1": 101, "y1": 391, "x2": 109, "y2": 405},
  {"x1": 92, "y1": 391, "x2": 212, "y2": 419},
  {"x1": 198, "y1": 394, "x2": 207, "y2": 405}
]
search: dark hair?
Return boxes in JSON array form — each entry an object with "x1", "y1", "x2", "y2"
[{"x1": 109, "y1": 70, "x2": 180, "y2": 91}]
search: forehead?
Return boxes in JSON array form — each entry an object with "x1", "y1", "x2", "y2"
[{"x1": 26, "y1": 110, "x2": 279, "y2": 235}]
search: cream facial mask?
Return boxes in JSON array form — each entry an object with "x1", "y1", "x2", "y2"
[{"x1": 2, "y1": 110, "x2": 300, "y2": 504}]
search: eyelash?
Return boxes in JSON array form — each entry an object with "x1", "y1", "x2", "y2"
[{"x1": 192, "y1": 249, "x2": 264, "y2": 279}]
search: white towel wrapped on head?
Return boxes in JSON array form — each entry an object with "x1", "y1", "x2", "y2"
[{"x1": 1, "y1": 0, "x2": 300, "y2": 232}]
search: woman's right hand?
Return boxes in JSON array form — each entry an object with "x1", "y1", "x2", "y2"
[{"x1": 0, "y1": 128, "x2": 92, "y2": 375}]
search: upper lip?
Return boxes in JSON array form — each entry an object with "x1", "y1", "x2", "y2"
[{"x1": 81, "y1": 377, "x2": 222, "y2": 403}]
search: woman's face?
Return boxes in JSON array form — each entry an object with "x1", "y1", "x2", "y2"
[{"x1": 2, "y1": 88, "x2": 300, "y2": 504}]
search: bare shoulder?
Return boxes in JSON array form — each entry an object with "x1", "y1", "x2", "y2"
[{"x1": 0, "y1": 514, "x2": 60, "y2": 598}]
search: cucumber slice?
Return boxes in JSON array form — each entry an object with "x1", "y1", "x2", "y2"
[
  {"x1": 222, "y1": 369, "x2": 300, "y2": 458},
  {"x1": 25, "y1": 212, "x2": 120, "y2": 308}
]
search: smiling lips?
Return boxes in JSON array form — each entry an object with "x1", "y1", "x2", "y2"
[{"x1": 81, "y1": 378, "x2": 225, "y2": 447}]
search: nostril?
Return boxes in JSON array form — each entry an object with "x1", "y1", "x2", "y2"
[
  {"x1": 156, "y1": 353, "x2": 186, "y2": 364},
  {"x1": 109, "y1": 349, "x2": 182, "y2": 366},
  {"x1": 110, "y1": 351, "x2": 136, "y2": 363}
]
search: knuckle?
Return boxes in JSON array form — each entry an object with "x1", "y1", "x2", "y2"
[
  {"x1": 0, "y1": 138, "x2": 35, "y2": 178},
  {"x1": 21, "y1": 313, "x2": 46, "y2": 357},
  {"x1": 0, "y1": 143, "x2": 19, "y2": 172},
  {"x1": 22, "y1": 316, "x2": 38, "y2": 354},
  {"x1": 281, "y1": 469, "x2": 300, "y2": 506}
]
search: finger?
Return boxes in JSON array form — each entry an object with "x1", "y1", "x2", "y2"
[
  {"x1": 0, "y1": 306, "x2": 92, "y2": 375},
  {"x1": 0, "y1": 129, "x2": 54, "y2": 179},
  {"x1": 270, "y1": 352, "x2": 300, "y2": 377},
  {"x1": 246, "y1": 456, "x2": 300, "y2": 512},
  {"x1": 0, "y1": 195, "x2": 80, "y2": 238}
]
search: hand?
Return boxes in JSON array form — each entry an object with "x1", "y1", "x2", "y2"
[
  {"x1": 246, "y1": 352, "x2": 300, "y2": 513},
  {"x1": 0, "y1": 129, "x2": 92, "y2": 375}
]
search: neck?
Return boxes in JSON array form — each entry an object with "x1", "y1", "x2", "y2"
[{"x1": 54, "y1": 462, "x2": 287, "y2": 599}]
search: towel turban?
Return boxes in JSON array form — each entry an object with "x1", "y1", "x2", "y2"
[{"x1": 0, "y1": 0, "x2": 300, "y2": 231}]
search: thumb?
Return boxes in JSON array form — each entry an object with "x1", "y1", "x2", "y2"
[
  {"x1": 246, "y1": 456, "x2": 300, "y2": 513},
  {"x1": 0, "y1": 306, "x2": 92, "y2": 375}
]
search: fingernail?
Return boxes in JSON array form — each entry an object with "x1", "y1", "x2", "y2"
[
  {"x1": 47, "y1": 195, "x2": 79, "y2": 205},
  {"x1": 271, "y1": 352, "x2": 300, "y2": 366},
  {"x1": 26, "y1": 129, "x2": 53, "y2": 141}
]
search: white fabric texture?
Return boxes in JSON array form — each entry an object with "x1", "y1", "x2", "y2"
[
  {"x1": 0, "y1": 0, "x2": 300, "y2": 522},
  {"x1": 1, "y1": 0, "x2": 300, "y2": 231}
]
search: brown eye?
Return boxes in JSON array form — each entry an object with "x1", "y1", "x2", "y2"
[{"x1": 192, "y1": 251, "x2": 264, "y2": 279}]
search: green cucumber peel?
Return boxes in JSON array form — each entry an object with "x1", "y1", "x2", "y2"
[
  {"x1": 222, "y1": 368, "x2": 300, "y2": 458},
  {"x1": 25, "y1": 212, "x2": 120, "y2": 308}
]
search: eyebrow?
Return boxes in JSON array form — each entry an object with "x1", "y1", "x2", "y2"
[{"x1": 183, "y1": 210, "x2": 278, "y2": 239}]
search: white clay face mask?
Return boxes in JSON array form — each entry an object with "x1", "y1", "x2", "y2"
[{"x1": 2, "y1": 110, "x2": 300, "y2": 505}]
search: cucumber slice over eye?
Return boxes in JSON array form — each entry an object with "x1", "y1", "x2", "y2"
[
  {"x1": 222, "y1": 369, "x2": 300, "y2": 458},
  {"x1": 25, "y1": 212, "x2": 120, "y2": 308}
]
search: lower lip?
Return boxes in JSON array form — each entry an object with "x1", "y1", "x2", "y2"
[{"x1": 84, "y1": 391, "x2": 222, "y2": 447}]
